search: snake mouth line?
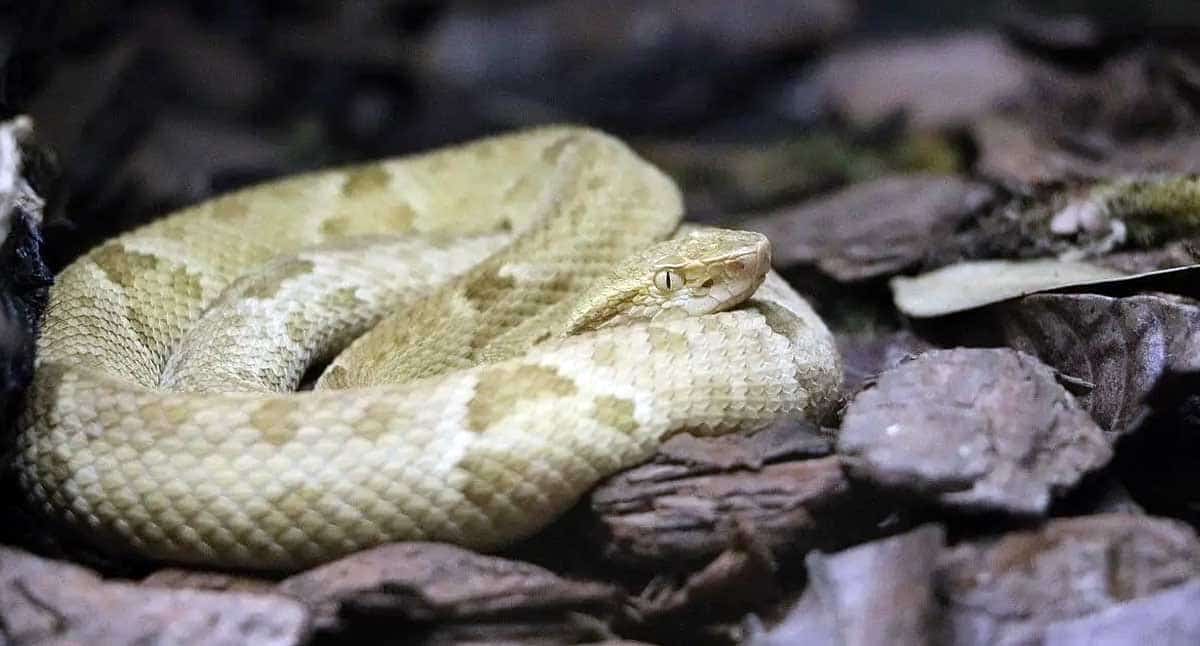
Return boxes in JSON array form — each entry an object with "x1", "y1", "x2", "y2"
[
  {"x1": 710, "y1": 244, "x2": 771, "y2": 312},
  {"x1": 712, "y1": 277, "x2": 767, "y2": 311}
]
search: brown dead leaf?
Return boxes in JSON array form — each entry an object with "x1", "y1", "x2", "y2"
[{"x1": 996, "y1": 292, "x2": 1200, "y2": 435}]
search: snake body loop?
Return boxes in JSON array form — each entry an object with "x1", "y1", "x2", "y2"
[{"x1": 16, "y1": 127, "x2": 841, "y2": 571}]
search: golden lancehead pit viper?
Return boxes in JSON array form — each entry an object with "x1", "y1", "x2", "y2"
[{"x1": 15, "y1": 126, "x2": 841, "y2": 571}]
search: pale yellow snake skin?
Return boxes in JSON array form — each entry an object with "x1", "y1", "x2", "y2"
[{"x1": 15, "y1": 126, "x2": 841, "y2": 571}]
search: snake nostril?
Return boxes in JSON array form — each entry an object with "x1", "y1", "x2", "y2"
[{"x1": 699, "y1": 278, "x2": 714, "y2": 289}]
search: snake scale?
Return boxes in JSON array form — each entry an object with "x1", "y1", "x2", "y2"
[{"x1": 14, "y1": 126, "x2": 841, "y2": 571}]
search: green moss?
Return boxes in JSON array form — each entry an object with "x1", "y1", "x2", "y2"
[{"x1": 1095, "y1": 176, "x2": 1200, "y2": 246}]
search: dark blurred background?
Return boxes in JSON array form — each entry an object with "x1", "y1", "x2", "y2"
[{"x1": 3, "y1": 0, "x2": 1200, "y2": 269}]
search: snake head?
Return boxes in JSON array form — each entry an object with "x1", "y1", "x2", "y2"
[{"x1": 566, "y1": 228, "x2": 772, "y2": 333}]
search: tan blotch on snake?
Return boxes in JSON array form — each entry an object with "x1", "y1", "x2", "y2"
[{"x1": 16, "y1": 126, "x2": 842, "y2": 571}]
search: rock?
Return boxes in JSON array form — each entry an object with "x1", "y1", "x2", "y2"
[
  {"x1": 839, "y1": 348, "x2": 1112, "y2": 514},
  {"x1": 0, "y1": 546, "x2": 310, "y2": 645},
  {"x1": 276, "y1": 542, "x2": 620, "y2": 640},
  {"x1": 938, "y1": 514, "x2": 1200, "y2": 645},
  {"x1": 748, "y1": 525, "x2": 944, "y2": 646},
  {"x1": 742, "y1": 174, "x2": 996, "y2": 280},
  {"x1": 816, "y1": 32, "x2": 1030, "y2": 130}
]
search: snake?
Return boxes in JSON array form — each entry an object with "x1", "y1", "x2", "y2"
[{"x1": 13, "y1": 126, "x2": 841, "y2": 571}]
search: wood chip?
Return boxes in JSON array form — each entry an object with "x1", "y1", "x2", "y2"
[
  {"x1": 0, "y1": 546, "x2": 310, "y2": 646},
  {"x1": 839, "y1": 348, "x2": 1111, "y2": 514}
]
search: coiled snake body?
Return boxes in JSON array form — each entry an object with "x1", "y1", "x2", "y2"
[{"x1": 15, "y1": 127, "x2": 841, "y2": 571}]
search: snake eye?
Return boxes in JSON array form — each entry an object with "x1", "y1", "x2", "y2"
[{"x1": 654, "y1": 269, "x2": 684, "y2": 292}]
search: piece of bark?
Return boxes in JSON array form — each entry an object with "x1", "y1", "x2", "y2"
[
  {"x1": 972, "y1": 48, "x2": 1200, "y2": 190},
  {"x1": 743, "y1": 174, "x2": 995, "y2": 281},
  {"x1": 591, "y1": 423, "x2": 893, "y2": 569},
  {"x1": 974, "y1": 115, "x2": 1200, "y2": 191},
  {"x1": 748, "y1": 524, "x2": 944, "y2": 646},
  {"x1": 276, "y1": 542, "x2": 620, "y2": 637},
  {"x1": 0, "y1": 546, "x2": 310, "y2": 646},
  {"x1": 655, "y1": 418, "x2": 834, "y2": 471},
  {"x1": 996, "y1": 293, "x2": 1200, "y2": 436},
  {"x1": 625, "y1": 524, "x2": 779, "y2": 638},
  {"x1": 142, "y1": 567, "x2": 279, "y2": 595},
  {"x1": 937, "y1": 514, "x2": 1200, "y2": 645},
  {"x1": 1041, "y1": 579, "x2": 1200, "y2": 646},
  {"x1": 816, "y1": 32, "x2": 1030, "y2": 130},
  {"x1": 839, "y1": 348, "x2": 1112, "y2": 514}
]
